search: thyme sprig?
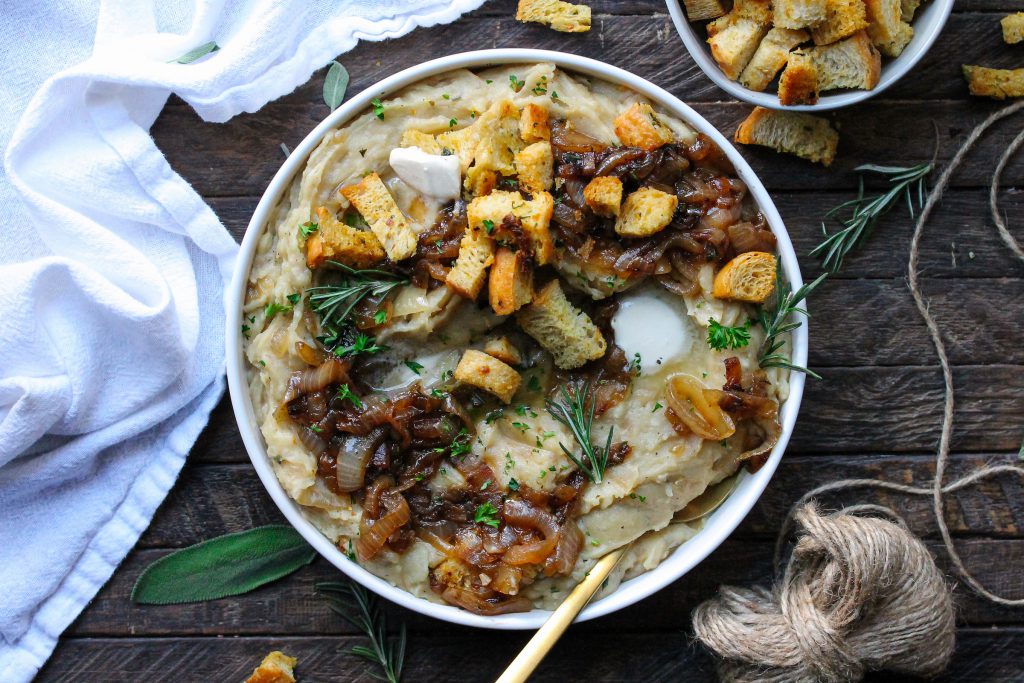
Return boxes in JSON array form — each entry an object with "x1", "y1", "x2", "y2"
[
  {"x1": 306, "y1": 262, "x2": 407, "y2": 349},
  {"x1": 812, "y1": 162, "x2": 932, "y2": 272},
  {"x1": 316, "y1": 581, "x2": 406, "y2": 683},
  {"x1": 757, "y1": 265, "x2": 828, "y2": 379},
  {"x1": 545, "y1": 382, "x2": 614, "y2": 484}
]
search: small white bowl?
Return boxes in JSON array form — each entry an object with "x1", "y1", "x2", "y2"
[
  {"x1": 226, "y1": 48, "x2": 808, "y2": 630},
  {"x1": 666, "y1": 0, "x2": 954, "y2": 111}
]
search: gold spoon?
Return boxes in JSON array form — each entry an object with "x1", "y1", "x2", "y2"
[{"x1": 494, "y1": 547, "x2": 627, "y2": 683}]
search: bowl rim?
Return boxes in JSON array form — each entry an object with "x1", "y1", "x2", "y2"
[
  {"x1": 225, "y1": 48, "x2": 808, "y2": 630},
  {"x1": 664, "y1": 0, "x2": 954, "y2": 111}
]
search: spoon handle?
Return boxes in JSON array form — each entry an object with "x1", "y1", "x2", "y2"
[{"x1": 494, "y1": 547, "x2": 627, "y2": 683}]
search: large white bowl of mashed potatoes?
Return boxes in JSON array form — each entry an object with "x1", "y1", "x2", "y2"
[{"x1": 226, "y1": 49, "x2": 809, "y2": 629}]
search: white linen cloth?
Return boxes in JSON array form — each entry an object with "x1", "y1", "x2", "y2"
[{"x1": 0, "y1": 1, "x2": 485, "y2": 679}]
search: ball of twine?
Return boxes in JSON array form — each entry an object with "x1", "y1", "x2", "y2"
[{"x1": 692, "y1": 504, "x2": 955, "y2": 683}]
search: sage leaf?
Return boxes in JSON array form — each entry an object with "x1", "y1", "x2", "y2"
[
  {"x1": 170, "y1": 41, "x2": 220, "y2": 64},
  {"x1": 131, "y1": 525, "x2": 315, "y2": 604},
  {"x1": 324, "y1": 60, "x2": 350, "y2": 111}
]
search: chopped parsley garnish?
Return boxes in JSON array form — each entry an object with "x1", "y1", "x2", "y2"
[
  {"x1": 335, "y1": 333, "x2": 386, "y2": 358},
  {"x1": 474, "y1": 502, "x2": 501, "y2": 527},
  {"x1": 504, "y1": 452, "x2": 516, "y2": 472},
  {"x1": 370, "y1": 97, "x2": 385, "y2": 119},
  {"x1": 511, "y1": 421, "x2": 530, "y2": 432},
  {"x1": 631, "y1": 353, "x2": 642, "y2": 375},
  {"x1": 442, "y1": 93, "x2": 450, "y2": 100},
  {"x1": 287, "y1": 293, "x2": 301, "y2": 305},
  {"x1": 527, "y1": 375, "x2": 542, "y2": 392},
  {"x1": 336, "y1": 384, "x2": 363, "y2": 409},
  {"x1": 265, "y1": 302, "x2": 292, "y2": 318},
  {"x1": 550, "y1": 90, "x2": 559, "y2": 100},
  {"x1": 485, "y1": 79, "x2": 493, "y2": 84},
  {"x1": 707, "y1": 319, "x2": 752, "y2": 351},
  {"x1": 373, "y1": 309, "x2": 388, "y2": 325},
  {"x1": 404, "y1": 360, "x2": 424, "y2": 374},
  {"x1": 629, "y1": 492, "x2": 647, "y2": 503},
  {"x1": 310, "y1": 424, "x2": 322, "y2": 433},
  {"x1": 449, "y1": 428, "x2": 471, "y2": 459},
  {"x1": 482, "y1": 218, "x2": 495, "y2": 234},
  {"x1": 431, "y1": 388, "x2": 448, "y2": 398},
  {"x1": 531, "y1": 84, "x2": 547, "y2": 95},
  {"x1": 652, "y1": 401, "x2": 663, "y2": 413},
  {"x1": 241, "y1": 324, "x2": 250, "y2": 339},
  {"x1": 299, "y1": 221, "x2": 319, "y2": 238},
  {"x1": 508, "y1": 478, "x2": 520, "y2": 491},
  {"x1": 509, "y1": 74, "x2": 525, "y2": 92},
  {"x1": 481, "y1": 479, "x2": 492, "y2": 491},
  {"x1": 448, "y1": 118, "x2": 458, "y2": 128}
]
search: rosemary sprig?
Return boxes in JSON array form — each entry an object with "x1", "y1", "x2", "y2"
[
  {"x1": 316, "y1": 581, "x2": 406, "y2": 683},
  {"x1": 545, "y1": 382, "x2": 614, "y2": 483},
  {"x1": 812, "y1": 162, "x2": 932, "y2": 273},
  {"x1": 306, "y1": 262, "x2": 407, "y2": 346},
  {"x1": 757, "y1": 264, "x2": 828, "y2": 379}
]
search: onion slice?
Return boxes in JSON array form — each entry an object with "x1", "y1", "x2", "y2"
[
  {"x1": 356, "y1": 490, "x2": 410, "y2": 562},
  {"x1": 502, "y1": 498, "x2": 560, "y2": 566},
  {"x1": 666, "y1": 374, "x2": 736, "y2": 441},
  {"x1": 335, "y1": 428, "x2": 387, "y2": 492}
]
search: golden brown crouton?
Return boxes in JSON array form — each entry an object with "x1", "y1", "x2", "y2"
[
  {"x1": 709, "y1": 19, "x2": 771, "y2": 82},
  {"x1": 515, "y1": 0, "x2": 591, "y2": 32},
  {"x1": 773, "y1": 0, "x2": 826, "y2": 28},
  {"x1": 865, "y1": 0, "x2": 913, "y2": 57},
  {"x1": 454, "y1": 349, "x2": 522, "y2": 403},
  {"x1": 400, "y1": 129, "x2": 443, "y2": 155},
  {"x1": 464, "y1": 100, "x2": 523, "y2": 194},
  {"x1": 489, "y1": 247, "x2": 534, "y2": 316},
  {"x1": 684, "y1": 0, "x2": 729, "y2": 21},
  {"x1": 466, "y1": 190, "x2": 554, "y2": 265},
  {"x1": 446, "y1": 223, "x2": 495, "y2": 300},
  {"x1": 517, "y1": 280, "x2": 606, "y2": 369},
  {"x1": 484, "y1": 336, "x2": 523, "y2": 366},
  {"x1": 734, "y1": 107, "x2": 839, "y2": 166},
  {"x1": 900, "y1": 0, "x2": 921, "y2": 22},
  {"x1": 468, "y1": 169, "x2": 499, "y2": 197},
  {"x1": 739, "y1": 28, "x2": 810, "y2": 92},
  {"x1": 807, "y1": 31, "x2": 882, "y2": 91},
  {"x1": 811, "y1": 0, "x2": 869, "y2": 45},
  {"x1": 778, "y1": 52, "x2": 820, "y2": 105},
  {"x1": 306, "y1": 206, "x2": 385, "y2": 270},
  {"x1": 245, "y1": 651, "x2": 297, "y2": 683},
  {"x1": 712, "y1": 252, "x2": 777, "y2": 303},
  {"x1": 963, "y1": 65, "x2": 1024, "y2": 100},
  {"x1": 339, "y1": 173, "x2": 418, "y2": 262},
  {"x1": 613, "y1": 102, "x2": 676, "y2": 151},
  {"x1": 615, "y1": 188, "x2": 679, "y2": 238},
  {"x1": 520, "y1": 103, "x2": 551, "y2": 142},
  {"x1": 515, "y1": 141, "x2": 554, "y2": 194},
  {"x1": 1002, "y1": 13, "x2": 1024, "y2": 44},
  {"x1": 583, "y1": 176, "x2": 624, "y2": 217}
]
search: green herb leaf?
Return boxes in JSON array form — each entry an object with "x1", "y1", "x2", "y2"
[
  {"x1": 404, "y1": 360, "x2": 424, "y2": 374},
  {"x1": 170, "y1": 41, "x2": 219, "y2": 64},
  {"x1": 508, "y1": 478, "x2": 520, "y2": 491},
  {"x1": 474, "y1": 502, "x2": 501, "y2": 527},
  {"x1": 323, "y1": 60, "x2": 350, "y2": 112},
  {"x1": 373, "y1": 309, "x2": 388, "y2": 325},
  {"x1": 371, "y1": 97, "x2": 386, "y2": 120},
  {"x1": 707, "y1": 319, "x2": 751, "y2": 351},
  {"x1": 286, "y1": 293, "x2": 301, "y2": 305},
  {"x1": 131, "y1": 526, "x2": 315, "y2": 604},
  {"x1": 337, "y1": 383, "x2": 363, "y2": 409},
  {"x1": 509, "y1": 74, "x2": 525, "y2": 92},
  {"x1": 299, "y1": 221, "x2": 319, "y2": 238},
  {"x1": 545, "y1": 381, "x2": 615, "y2": 484},
  {"x1": 482, "y1": 218, "x2": 495, "y2": 234},
  {"x1": 265, "y1": 302, "x2": 293, "y2": 318},
  {"x1": 316, "y1": 581, "x2": 405, "y2": 683}
]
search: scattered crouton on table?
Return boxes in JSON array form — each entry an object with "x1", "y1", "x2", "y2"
[{"x1": 734, "y1": 106, "x2": 839, "y2": 166}]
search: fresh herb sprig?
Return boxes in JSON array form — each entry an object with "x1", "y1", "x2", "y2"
[
  {"x1": 707, "y1": 319, "x2": 751, "y2": 351},
  {"x1": 316, "y1": 581, "x2": 405, "y2": 683},
  {"x1": 307, "y1": 262, "x2": 407, "y2": 349},
  {"x1": 545, "y1": 382, "x2": 614, "y2": 484},
  {"x1": 813, "y1": 163, "x2": 932, "y2": 272},
  {"x1": 757, "y1": 265, "x2": 828, "y2": 379}
]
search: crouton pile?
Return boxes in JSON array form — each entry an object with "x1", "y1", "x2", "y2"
[
  {"x1": 961, "y1": 12, "x2": 1024, "y2": 100},
  {"x1": 686, "y1": 0, "x2": 928, "y2": 104}
]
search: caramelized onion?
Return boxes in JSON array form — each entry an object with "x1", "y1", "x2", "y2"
[
  {"x1": 502, "y1": 498, "x2": 560, "y2": 566},
  {"x1": 284, "y1": 358, "x2": 350, "y2": 403},
  {"x1": 666, "y1": 374, "x2": 736, "y2": 440},
  {"x1": 438, "y1": 584, "x2": 533, "y2": 615},
  {"x1": 550, "y1": 120, "x2": 606, "y2": 153},
  {"x1": 336, "y1": 428, "x2": 387, "y2": 492},
  {"x1": 543, "y1": 522, "x2": 582, "y2": 576},
  {"x1": 356, "y1": 491, "x2": 411, "y2": 562},
  {"x1": 295, "y1": 341, "x2": 325, "y2": 366},
  {"x1": 728, "y1": 221, "x2": 777, "y2": 254},
  {"x1": 492, "y1": 563, "x2": 524, "y2": 595},
  {"x1": 297, "y1": 426, "x2": 327, "y2": 455}
]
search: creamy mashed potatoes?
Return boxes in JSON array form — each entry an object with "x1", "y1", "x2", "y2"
[{"x1": 243, "y1": 63, "x2": 788, "y2": 611}]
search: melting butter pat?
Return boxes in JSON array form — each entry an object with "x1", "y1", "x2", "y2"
[
  {"x1": 611, "y1": 288, "x2": 691, "y2": 372},
  {"x1": 388, "y1": 146, "x2": 461, "y2": 201}
]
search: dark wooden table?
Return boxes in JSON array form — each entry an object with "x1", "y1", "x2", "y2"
[{"x1": 38, "y1": 1, "x2": 1024, "y2": 680}]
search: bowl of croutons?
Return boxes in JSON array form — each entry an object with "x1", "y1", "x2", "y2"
[{"x1": 667, "y1": 0, "x2": 953, "y2": 109}]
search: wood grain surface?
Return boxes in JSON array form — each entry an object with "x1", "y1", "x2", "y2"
[{"x1": 40, "y1": 0, "x2": 1024, "y2": 680}]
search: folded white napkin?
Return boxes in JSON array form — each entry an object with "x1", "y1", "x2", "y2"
[{"x1": 0, "y1": 1, "x2": 485, "y2": 679}]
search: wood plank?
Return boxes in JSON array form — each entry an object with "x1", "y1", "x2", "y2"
[
  {"x1": 138, "y1": 453, "x2": 1024, "y2": 551},
  {"x1": 65, "y1": 536, "x2": 1024, "y2": 638},
  {"x1": 153, "y1": 98, "x2": 1024, "y2": 199},
  {"x1": 38, "y1": 627, "x2": 1024, "y2": 682},
  {"x1": 208, "y1": 188, "x2": 1024, "y2": 281},
  {"x1": 195, "y1": 364, "x2": 1024, "y2": 465}
]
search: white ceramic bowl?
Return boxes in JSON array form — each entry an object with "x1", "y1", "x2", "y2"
[
  {"x1": 666, "y1": 0, "x2": 953, "y2": 111},
  {"x1": 226, "y1": 48, "x2": 808, "y2": 630}
]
